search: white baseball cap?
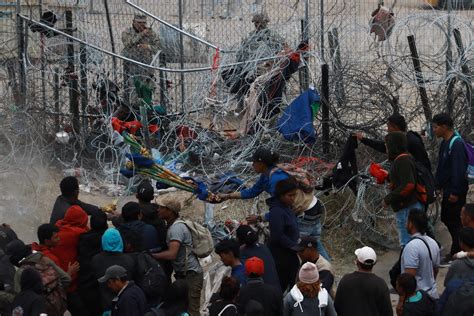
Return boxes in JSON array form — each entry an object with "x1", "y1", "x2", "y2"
[{"x1": 355, "y1": 246, "x2": 377, "y2": 265}]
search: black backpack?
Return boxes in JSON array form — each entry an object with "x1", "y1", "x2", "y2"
[
  {"x1": 396, "y1": 154, "x2": 436, "y2": 204},
  {"x1": 135, "y1": 252, "x2": 168, "y2": 300}
]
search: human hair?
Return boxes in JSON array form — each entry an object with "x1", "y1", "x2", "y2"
[
  {"x1": 252, "y1": 147, "x2": 279, "y2": 166},
  {"x1": 60, "y1": 176, "x2": 79, "y2": 198},
  {"x1": 121, "y1": 202, "x2": 141, "y2": 222},
  {"x1": 296, "y1": 280, "x2": 320, "y2": 299},
  {"x1": 387, "y1": 113, "x2": 407, "y2": 132},
  {"x1": 274, "y1": 177, "x2": 298, "y2": 198},
  {"x1": 432, "y1": 113, "x2": 454, "y2": 129},
  {"x1": 357, "y1": 261, "x2": 375, "y2": 271},
  {"x1": 397, "y1": 273, "x2": 417, "y2": 295},
  {"x1": 90, "y1": 212, "x2": 108, "y2": 232},
  {"x1": 236, "y1": 225, "x2": 258, "y2": 247},
  {"x1": 408, "y1": 210, "x2": 428, "y2": 234},
  {"x1": 219, "y1": 276, "x2": 240, "y2": 301},
  {"x1": 459, "y1": 227, "x2": 474, "y2": 249},
  {"x1": 215, "y1": 239, "x2": 240, "y2": 258},
  {"x1": 464, "y1": 203, "x2": 474, "y2": 219},
  {"x1": 37, "y1": 223, "x2": 59, "y2": 245}
]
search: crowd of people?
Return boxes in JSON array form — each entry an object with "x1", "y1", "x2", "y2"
[{"x1": 0, "y1": 112, "x2": 473, "y2": 316}]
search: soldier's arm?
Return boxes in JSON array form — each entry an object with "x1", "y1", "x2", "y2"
[
  {"x1": 148, "y1": 29, "x2": 161, "y2": 52},
  {"x1": 122, "y1": 30, "x2": 136, "y2": 49}
]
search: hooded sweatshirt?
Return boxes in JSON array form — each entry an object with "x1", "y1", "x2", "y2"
[
  {"x1": 266, "y1": 197, "x2": 299, "y2": 250},
  {"x1": 51, "y1": 205, "x2": 89, "y2": 292},
  {"x1": 384, "y1": 132, "x2": 418, "y2": 211},
  {"x1": 444, "y1": 257, "x2": 474, "y2": 286},
  {"x1": 283, "y1": 284, "x2": 336, "y2": 316},
  {"x1": 10, "y1": 268, "x2": 47, "y2": 316},
  {"x1": 92, "y1": 228, "x2": 135, "y2": 311}
]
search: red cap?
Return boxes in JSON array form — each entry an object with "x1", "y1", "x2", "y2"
[{"x1": 245, "y1": 256, "x2": 264, "y2": 276}]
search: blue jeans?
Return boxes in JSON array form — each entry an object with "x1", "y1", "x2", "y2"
[
  {"x1": 395, "y1": 201, "x2": 424, "y2": 247},
  {"x1": 297, "y1": 201, "x2": 331, "y2": 261}
]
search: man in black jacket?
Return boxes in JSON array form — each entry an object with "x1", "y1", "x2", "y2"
[
  {"x1": 50, "y1": 176, "x2": 104, "y2": 224},
  {"x1": 433, "y1": 113, "x2": 469, "y2": 262},
  {"x1": 236, "y1": 257, "x2": 283, "y2": 316},
  {"x1": 98, "y1": 265, "x2": 146, "y2": 316},
  {"x1": 355, "y1": 113, "x2": 431, "y2": 171}
]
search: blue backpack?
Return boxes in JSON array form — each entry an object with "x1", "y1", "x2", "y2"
[{"x1": 449, "y1": 133, "x2": 474, "y2": 185}]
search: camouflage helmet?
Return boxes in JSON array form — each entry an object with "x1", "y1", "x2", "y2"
[
  {"x1": 133, "y1": 14, "x2": 147, "y2": 23},
  {"x1": 252, "y1": 13, "x2": 269, "y2": 26}
]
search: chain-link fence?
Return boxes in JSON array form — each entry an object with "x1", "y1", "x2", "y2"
[{"x1": 0, "y1": 0, "x2": 472, "y2": 171}]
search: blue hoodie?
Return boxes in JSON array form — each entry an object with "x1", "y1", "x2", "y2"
[{"x1": 102, "y1": 228, "x2": 124, "y2": 253}]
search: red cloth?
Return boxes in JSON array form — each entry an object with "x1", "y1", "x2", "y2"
[
  {"x1": 31, "y1": 242, "x2": 62, "y2": 267},
  {"x1": 369, "y1": 162, "x2": 389, "y2": 184},
  {"x1": 52, "y1": 205, "x2": 89, "y2": 292}
]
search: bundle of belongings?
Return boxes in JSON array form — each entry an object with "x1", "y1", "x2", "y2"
[
  {"x1": 277, "y1": 88, "x2": 320, "y2": 144},
  {"x1": 316, "y1": 136, "x2": 359, "y2": 194}
]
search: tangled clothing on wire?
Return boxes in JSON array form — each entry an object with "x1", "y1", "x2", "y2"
[{"x1": 239, "y1": 45, "x2": 302, "y2": 135}]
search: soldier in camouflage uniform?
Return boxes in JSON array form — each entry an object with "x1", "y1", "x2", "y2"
[
  {"x1": 121, "y1": 14, "x2": 160, "y2": 109},
  {"x1": 236, "y1": 13, "x2": 285, "y2": 63}
]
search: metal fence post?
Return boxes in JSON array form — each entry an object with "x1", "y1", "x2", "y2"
[
  {"x1": 79, "y1": 43, "x2": 88, "y2": 130},
  {"x1": 103, "y1": 0, "x2": 117, "y2": 83},
  {"x1": 178, "y1": 0, "x2": 185, "y2": 112},
  {"x1": 407, "y1": 35, "x2": 432, "y2": 124},
  {"x1": 16, "y1": 0, "x2": 27, "y2": 107},
  {"x1": 54, "y1": 68, "x2": 60, "y2": 132},
  {"x1": 321, "y1": 64, "x2": 330, "y2": 154},
  {"x1": 66, "y1": 10, "x2": 80, "y2": 134}
]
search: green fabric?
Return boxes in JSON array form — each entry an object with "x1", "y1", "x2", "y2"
[
  {"x1": 406, "y1": 291, "x2": 423, "y2": 303},
  {"x1": 311, "y1": 102, "x2": 320, "y2": 119},
  {"x1": 133, "y1": 79, "x2": 153, "y2": 106}
]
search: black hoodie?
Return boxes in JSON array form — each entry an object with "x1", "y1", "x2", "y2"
[
  {"x1": 384, "y1": 132, "x2": 418, "y2": 211},
  {"x1": 10, "y1": 268, "x2": 47, "y2": 316}
]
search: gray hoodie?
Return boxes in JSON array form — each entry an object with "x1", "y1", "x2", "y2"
[{"x1": 444, "y1": 257, "x2": 474, "y2": 286}]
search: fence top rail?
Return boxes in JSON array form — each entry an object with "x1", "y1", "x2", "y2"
[
  {"x1": 126, "y1": 0, "x2": 234, "y2": 54},
  {"x1": 18, "y1": 14, "x2": 284, "y2": 74}
]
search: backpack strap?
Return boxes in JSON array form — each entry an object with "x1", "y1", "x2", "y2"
[
  {"x1": 409, "y1": 236, "x2": 433, "y2": 262},
  {"x1": 448, "y1": 135, "x2": 462, "y2": 154},
  {"x1": 218, "y1": 304, "x2": 237, "y2": 316},
  {"x1": 395, "y1": 153, "x2": 411, "y2": 161}
]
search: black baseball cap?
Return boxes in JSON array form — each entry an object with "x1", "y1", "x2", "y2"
[{"x1": 137, "y1": 181, "x2": 154, "y2": 201}]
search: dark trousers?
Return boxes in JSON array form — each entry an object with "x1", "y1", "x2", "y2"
[
  {"x1": 67, "y1": 292, "x2": 91, "y2": 316},
  {"x1": 441, "y1": 195, "x2": 467, "y2": 256},
  {"x1": 269, "y1": 244, "x2": 299, "y2": 293},
  {"x1": 78, "y1": 286, "x2": 102, "y2": 316}
]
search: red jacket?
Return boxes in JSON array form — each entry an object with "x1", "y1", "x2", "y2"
[{"x1": 51, "y1": 205, "x2": 89, "y2": 292}]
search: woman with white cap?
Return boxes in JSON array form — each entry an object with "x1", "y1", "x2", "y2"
[{"x1": 283, "y1": 262, "x2": 336, "y2": 316}]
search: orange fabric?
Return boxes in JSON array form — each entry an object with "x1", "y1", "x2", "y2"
[
  {"x1": 31, "y1": 242, "x2": 62, "y2": 267},
  {"x1": 369, "y1": 162, "x2": 389, "y2": 184}
]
